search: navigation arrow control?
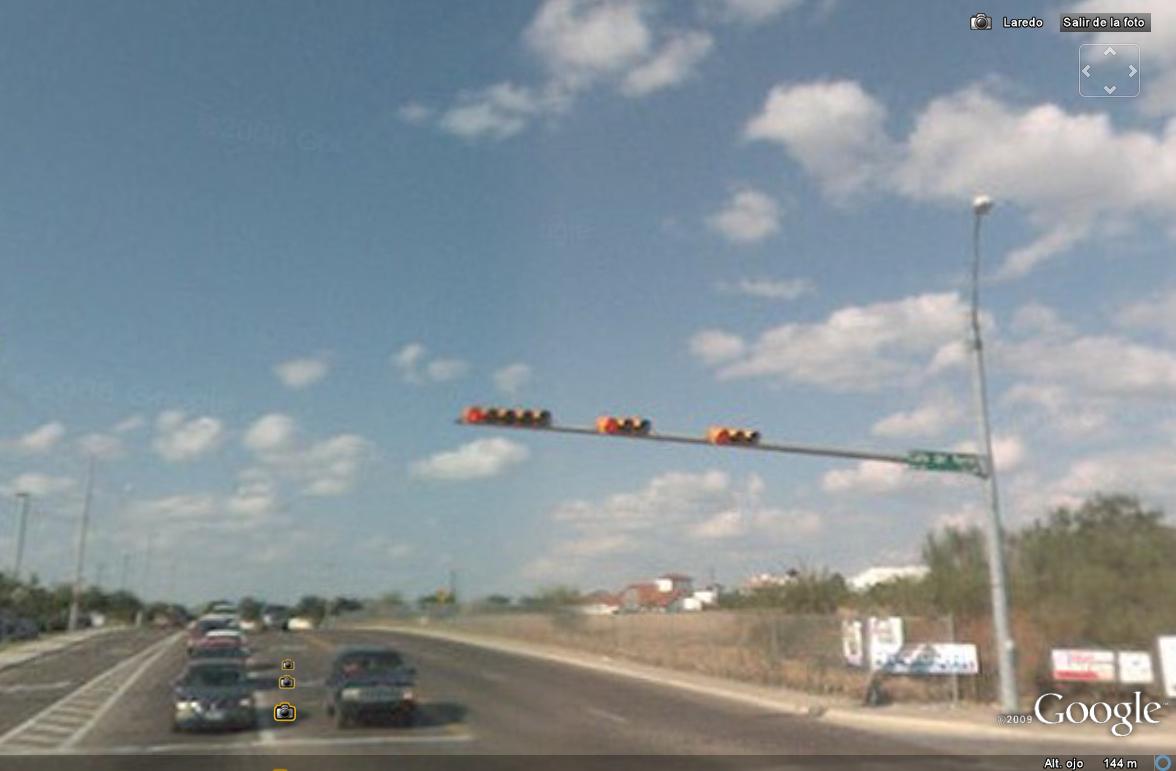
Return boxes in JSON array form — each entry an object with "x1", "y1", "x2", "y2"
[
  {"x1": 1129, "y1": 65, "x2": 1138, "y2": 78},
  {"x1": 1104, "y1": 46, "x2": 1117, "y2": 56},
  {"x1": 1104, "y1": 85, "x2": 1117, "y2": 95},
  {"x1": 1082, "y1": 65, "x2": 1092, "y2": 78}
]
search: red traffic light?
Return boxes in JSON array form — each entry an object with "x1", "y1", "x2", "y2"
[
  {"x1": 462, "y1": 406, "x2": 551, "y2": 427},
  {"x1": 707, "y1": 426, "x2": 761, "y2": 445},
  {"x1": 596, "y1": 415, "x2": 651, "y2": 435}
]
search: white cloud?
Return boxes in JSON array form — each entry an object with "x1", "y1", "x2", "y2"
[
  {"x1": 717, "y1": 277, "x2": 813, "y2": 301},
  {"x1": 155, "y1": 413, "x2": 222, "y2": 460},
  {"x1": 1010, "y1": 302, "x2": 1074, "y2": 339},
  {"x1": 10, "y1": 422, "x2": 66, "y2": 454},
  {"x1": 525, "y1": 0, "x2": 653, "y2": 85},
  {"x1": 1002, "y1": 382, "x2": 1109, "y2": 438},
  {"x1": 394, "y1": 343, "x2": 469, "y2": 384},
  {"x1": 438, "y1": 82, "x2": 553, "y2": 141},
  {"x1": 243, "y1": 413, "x2": 298, "y2": 453},
  {"x1": 745, "y1": 80, "x2": 891, "y2": 200},
  {"x1": 493, "y1": 363, "x2": 533, "y2": 396},
  {"x1": 274, "y1": 354, "x2": 331, "y2": 389},
  {"x1": 226, "y1": 468, "x2": 279, "y2": 516},
  {"x1": 822, "y1": 461, "x2": 912, "y2": 495},
  {"x1": 397, "y1": 102, "x2": 434, "y2": 125},
  {"x1": 246, "y1": 429, "x2": 371, "y2": 498},
  {"x1": 127, "y1": 493, "x2": 219, "y2": 525},
  {"x1": 410, "y1": 438, "x2": 530, "y2": 481},
  {"x1": 77, "y1": 433, "x2": 125, "y2": 460},
  {"x1": 689, "y1": 329, "x2": 747, "y2": 366},
  {"x1": 620, "y1": 30, "x2": 713, "y2": 97},
  {"x1": 152, "y1": 411, "x2": 225, "y2": 462},
  {"x1": 952, "y1": 434, "x2": 1027, "y2": 474},
  {"x1": 694, "y1": 292, "x2": 970, "y2": 391},
  {"x1": 872, "y1": 395, "x2": 962, "y2": 438},
  {"x1": 747, "y1": 79, "x2": 1176, "y2": 275},
  {"x1": 1003, "y1": 333, "x2": 1176, "y2": 399},
  {"x1": 1052, "y1": 450, "x2": 1176, "y2": 505},
  {"x1": 1116, "y1": 289, "x2": 1176, "y2": 338},
  {"x1": 1071, "y1": 0, "x2": 1176, "y2": 116},
  {"x1": 707, "y1": 188, "x2": 781, "y2": 243},
  {"x1": 707, "y1": 0, "x2": 803, "y2": 25},
  {"x1": 0, "y1": 472, "x2": 75, "y2": 497}
]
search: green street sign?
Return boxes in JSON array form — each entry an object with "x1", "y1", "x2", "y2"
[{"x1": 906, "y1": 450, "x2": 985, "y2": 475}]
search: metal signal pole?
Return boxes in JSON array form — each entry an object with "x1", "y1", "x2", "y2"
[{"x1": 67, "y1": 456, "x2": 96, "y2": 632}]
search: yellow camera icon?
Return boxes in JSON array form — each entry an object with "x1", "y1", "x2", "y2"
[
  {"x1": 273, "y1": 702, "x2": 297, "y2": 722},
  {"x1": 278, "y1": 675, "x2": 296, "y2": 690}
]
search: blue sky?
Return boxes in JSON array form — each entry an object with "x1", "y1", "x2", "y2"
[{"x1": 2, "y1": 0, "x2": 1174, "y2": 604}]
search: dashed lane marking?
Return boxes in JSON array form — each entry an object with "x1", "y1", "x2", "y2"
[
  {"x1": 584, "y1": 706, "x2": 629, "y2": 725},
  {"x1": 0, "y1": 632, "x2": 180, "y2": 754},
  {"x1": 12, "y1": 731, "x2": 475, "y2": 755},
  {"x1": 0, "y1": 681, "x2": 74, "y2": 694}
]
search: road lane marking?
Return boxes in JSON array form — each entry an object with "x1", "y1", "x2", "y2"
[
  {"x1": 479, "y1": 669, "x2": 506, "y2": 682},
  {"x1": 63, "y1": 632, "x2": 180, "y2": 748},
  {"x1": 13, "y1": 731, "x2": 475, "y2": 754},
  {"x1": 585, "y1": 706, "x2": 629, "y2": 724},
  {"x1": 0, "y1": 680, "x2": 73, "y2": 693},
  {"x1": 0, "y1": 632, "x2": 179, "y2": 753}
]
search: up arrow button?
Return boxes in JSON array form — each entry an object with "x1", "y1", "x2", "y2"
[{"x1": 1104, "y1": 46, "x2": 1117, "y2": 56}]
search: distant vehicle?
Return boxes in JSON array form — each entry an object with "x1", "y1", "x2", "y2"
[
  {"x1": 188, "y1": 637, "x2": 259, "y2": 667},
  {"x1": 324, "y1": 646, "x2": 417, "y2": 728},
  {"x1": 186, "y1": 615, "x2": 238, "y2": 653},
  {"x1": 261, "y1": 605, "x2": 291, "y2": 631},
  {"x1": 204, "y1": 601, "x2": 237, "y2": 616},
  {"x1": 172, "y1": 660, "x2": 256, "y2": 732},
  {"x1": 238, "y1": 617, "x2": 262, "y2": 633},
  {"x1": 286, "y1": 616, "x2": 317, "y2": 631}
]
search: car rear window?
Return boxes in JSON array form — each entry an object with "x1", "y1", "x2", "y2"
[
  {"x1": 184, "y1": 667, "x2": 243, "y2": 687},
  {"x1": 336, "y1": 652, "x2": 404, "y2": 673}
]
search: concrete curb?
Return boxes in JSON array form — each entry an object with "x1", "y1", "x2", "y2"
[{"x1": 359, "y1": 623, "x2": 1173, "y2": 749}]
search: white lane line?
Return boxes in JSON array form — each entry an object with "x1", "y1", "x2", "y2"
[
  {"x1": 0, "y1": 681, "x2": 74, "y2": 694},
  {"x1": 62, "y1": 632, "x2": 180, "y2": 748},
  {"x1": 480, "y1": 669, "x2": 506, "y2": 683},
  {"x1": 585, "y1": 706, "x2": 629, "y2": 724},
  {"x1": 17, "y1": 731, "x2": 475, "y2": 755}
]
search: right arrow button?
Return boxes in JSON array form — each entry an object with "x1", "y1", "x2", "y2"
[{"x1": 1129, "y1": 65, "x2": 1138, "y2": 78}]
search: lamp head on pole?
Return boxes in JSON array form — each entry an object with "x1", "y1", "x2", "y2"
[{"x1": 972, "y1": 194, "x2": 994, "y2": 216}]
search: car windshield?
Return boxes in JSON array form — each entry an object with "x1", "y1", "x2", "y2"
[
  {"x1": 183, "y1": 667, "x2": 244, "y2": 688},
  {"x1": 336, "y1": 653, "x2": 404, "y2": 674}
]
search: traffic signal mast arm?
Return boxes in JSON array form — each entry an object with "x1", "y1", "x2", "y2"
[{"x1": 458, "y1": 406, "x2": 987, "y2": 477}]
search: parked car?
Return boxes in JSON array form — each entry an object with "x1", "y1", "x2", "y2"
[
  {"x1": 324, "y1": 646, "x2": 417, "y2": 728},
  {"x1": 286, "y1": 616, "x2": 317, "y2": 631},
  {"x1": 172, "y1": 660, "x2": 256, "y2": 732}
]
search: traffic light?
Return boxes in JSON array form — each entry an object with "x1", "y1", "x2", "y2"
[
  {"x1": 707, "y1": 426, "x2": 761, "y2": 445},
  {"x1": 461, "y1": 406, "x2": 552, "y2": 427},
  {"x1": 596, "y1": 415, "x2": 652, "y2": 435}
]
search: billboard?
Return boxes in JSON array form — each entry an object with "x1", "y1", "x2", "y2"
[
  {"x1": 841, "y1": 619, "x2": 864, "y2": 668},
  {"x1": 875, "y1": 643, "x2": 980, "y2": 676},
  {"x1": 867, "y1": 616, "x2": 904, "y2": 671},
  {"x1": 1051, "y1": 648, "x2": 1116, "y2": 682},
  {"x1": 1158, "y1": 636, "x2": 1176, "y2": 698},
  {"x1": 1116, "y1": 651, "x2": 1155, "y2": 685}
]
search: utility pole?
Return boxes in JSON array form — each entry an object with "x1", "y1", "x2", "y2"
[
  {"x1": 67, "y1": 456, "x2": 96, "y2": 633},
  {"x1": 11, "y1": 492, "x2": 31, "y2": 581},
  {"x1": 119, "y1": 552, "x2": 131, "y2": 592},
  {"x1": 143, "y1": 532, "x2": 154, "y2": 602},
  {"x1": 969, "y1": 195, "x2": 1019, "y2": 712}
]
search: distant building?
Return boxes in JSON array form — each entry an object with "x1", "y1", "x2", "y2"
[
  {"x1": 847, "y1": 565, "x2": 929, "y2": 592},
  {"x1": 620, "y1": 573, "x2": 696, "y2": 612},
  {"x1": 576, "y1": 590, "x2": 620, "y2": 615}
]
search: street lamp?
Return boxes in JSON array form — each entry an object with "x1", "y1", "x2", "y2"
[{"x1": 969, "y1": 194, "x2": 1019, "y2": 712}]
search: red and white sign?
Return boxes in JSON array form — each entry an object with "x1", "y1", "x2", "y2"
[{"x1": 1051, "y1": 648, "x2": 1116, "y2": 682}]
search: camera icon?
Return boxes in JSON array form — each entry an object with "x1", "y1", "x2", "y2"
[
  {"x1": 970, "y1": 12, "x2": 992, "y2": 30},
  {"x1": 274, "y1": 702, "x2": 297, "y2": 722},
  {"x1": 278, "y1": 674, "x2": 295, "y2": 690},
  {"x1": 280, "y1": 658, "x2": 295, "y2": 671}
]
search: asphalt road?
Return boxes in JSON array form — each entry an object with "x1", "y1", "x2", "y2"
[{"x1": 0, "y1": 627, "x2": 1167, "y2": 770}]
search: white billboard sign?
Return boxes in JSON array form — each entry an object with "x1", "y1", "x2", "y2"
[
  {"x1": 867, "y1": 616, "x2": 904, "y2": 671},
  {"x1": 1051, "y1": 648, "x2": 1116, "y2": 683},
  {"x1": 1157, "y1": 636, "x2": 1176, "y2": 698},
  {"x1": 841, "y1": 620, "x2": 864, "y2": 668},
  {"x1": 1116, "y1": 651, "x2": 1155, "y2": 685},
  {"x1": 876, "y1": 642, "x2": 980, "y2": 676}
]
